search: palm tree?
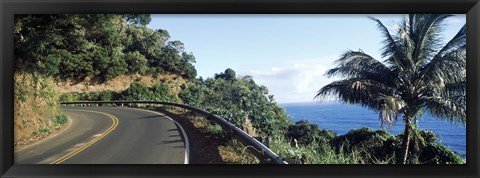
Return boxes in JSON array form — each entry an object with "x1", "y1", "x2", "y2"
[{"x1": 315, "y1": 14, "x2": 466, "y2": 164}]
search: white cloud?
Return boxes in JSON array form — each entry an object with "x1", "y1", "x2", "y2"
[{"x1": 245, "y1": 55, "x2": 340, "y2": 103}]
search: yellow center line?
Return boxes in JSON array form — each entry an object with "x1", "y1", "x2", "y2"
[{"x1": 50, "y1": 109, "x2": 119, "y2": 164}]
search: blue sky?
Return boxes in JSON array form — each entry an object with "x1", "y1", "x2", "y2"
[{"x1": 148, "y1": 14, "x2": 466, "y2": 104}]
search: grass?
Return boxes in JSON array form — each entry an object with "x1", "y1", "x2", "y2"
[
  {"x1": 269, "y1": 135, "x2": 366, "y2": 164},
  {"x1": 37, "y1": 114, "x2": 69, "y2": 135},
  {"x1": 39, "y1": 127, "x2": 51, "y2": 133},
  {"x1": 219, "y1": 140, "x2": 260, "y2": 164}
]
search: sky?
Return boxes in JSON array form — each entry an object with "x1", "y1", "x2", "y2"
[{"x1": 147, "y1": 14, "x2": 466, "y2": 104}]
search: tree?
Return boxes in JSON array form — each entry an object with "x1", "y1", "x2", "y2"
[
  {"x1": 15, "y1": 14, "x2": 199, "y2": 81},
  {"x1": 215, "y1": 68, "x2": 237, "y2": 81},
  {"x1": 286, "y1": 120, "x2": 323, "y2": 145},
  {"x1": 315, "y1": 14, "x2": 466, "y2": 164},
  {"x1": 122, "y1": 14, "x2": 152, "y2": 26},
  {"x1": 121, "y1": 82, "x2": 152, "y2": 100},
  {"x1": 187, "y1": 71, "x2": 290, "y2": 136},
  {"x1": 14, "y1": 14, "x2": 144, "y2": 80},
  {"x1": 125, "y1": 51, "x2": 149, "y2": 74},
  {"x1": 179, "y1": 80, "x2": 208, "y2": 106}
]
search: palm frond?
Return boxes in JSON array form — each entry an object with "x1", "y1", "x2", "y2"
[
  {"x1": 369, "y1": 17, "x2": 408, "y2": 71},
  {"x1": 443, "y1": 80, "x2": 466, "y2": 108},
  {"x1": 326, "y1": 50, "x2": 396, "y2": 85},
  {"x1": 378, "y1": 96, "x2": 405, "y2": 128},
  {"x1": 424, "y1": 96, "x2": 466, "y2": 124},
  {"x1": 396, "y1": 16, "x2": 416, "y2": 71},
  {"x1": 419, "y1": 45, "x2": 466, "y2": 90},
  {"x1": 409, "y1": 14, "x2": 452, "y2": 67},
  {"x1": 419, "y1": 22, "x2": 466, "y2": 83},
  {"x1": 433, "y1": 24, "x2": 466, "y2": 61},
  {"x1": 315, "y1": 78, "x2": 393, "y2": 107}
]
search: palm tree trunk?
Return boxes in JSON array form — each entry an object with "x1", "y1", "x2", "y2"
[{"x1": 401, "y1": 117, "x2": 411, "y2": 164}]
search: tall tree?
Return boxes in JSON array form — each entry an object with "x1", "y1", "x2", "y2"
[{"x1": 315, "y1": 14, "x2": 466, "y2": 164}]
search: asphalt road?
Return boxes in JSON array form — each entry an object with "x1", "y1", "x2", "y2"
[{"x1": 14, "y1": 106, "x2": 188, "y2": 164}]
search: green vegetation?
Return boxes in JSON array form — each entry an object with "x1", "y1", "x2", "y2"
[
  {"x1": 270, "y1": 133, "x2": 365, "y2": 164},
  {"x1": 55, "y1": 114, "x2": 69, "y2": 125},
  {"x1": 315, "y1": 14, "x2": 466, "y2": 164},
  {"x1": 286, "y1": 120, "x2": 336, "y2": 146},
  {"x1": 38, "y1": 114, "x2": 69, "y2": 134},
  {"x1": 180, "y1": 68, "x2": 291, "y2": 136},
  {"x1": 14, "y1": 14, "x2": 197, "y2": 81},
  {"x1": 278, "y1": 120, "x2": 463, "y2": 164}
]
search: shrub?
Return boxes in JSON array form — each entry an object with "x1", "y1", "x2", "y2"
[
  {"x1": 419, "y1": 143, "x2": 464, "y2": 164},
  {"x1": 98, "y1": 91, "x2": 113, "y2": 101},
  {"x1": 328, "y1": 127, "x2": 464, "y2": 164},
  {"x1": 329, "y1": 127, "x2": 395, "y2": 163},
  {"x1": 55, "y1": 114, "x2": 68, "y2": 125},
  {"x1": 395, "y1": 129, "x2": 463, "y2": 164},
  {"x1": 286, "y1": 120, "x2": 336, "y2": 146}
]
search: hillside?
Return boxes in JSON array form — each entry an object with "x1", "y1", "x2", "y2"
[{"x1": 53, "y1": 73, "x2": 186, "y2": 94}]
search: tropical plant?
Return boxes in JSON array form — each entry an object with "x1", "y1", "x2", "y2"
[{"x1": 315, "y1": 14, "x2": 466, "y2": 164}]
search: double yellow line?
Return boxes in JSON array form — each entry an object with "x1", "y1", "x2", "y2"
[{"x1": 50, "y1": 109, "x2": 119, "y2": 164}]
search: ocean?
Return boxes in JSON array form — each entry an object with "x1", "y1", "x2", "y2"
[{"x1": 280, "y1": 102, "x2": 466, "y2": 157}]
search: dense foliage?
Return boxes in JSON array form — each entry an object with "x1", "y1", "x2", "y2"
[
  {"x1": 283, "y1": 121, "x2": 463, "y2": 164},
  {"x1": 180, "y1": 68, "x2": 291, "y2": 136},
  {"x1": 286, "y1": 120, "x2": 336, "y2": 146},
  {"x1": 14, "y1": 14, "x2": 197, "y2": 81}
]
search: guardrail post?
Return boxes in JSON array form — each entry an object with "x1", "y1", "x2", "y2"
[
  {"x1": 283, "y1": 158, "x2": 303, "y2": 164},
  {"x1": 254, "y1": 136, "x2": 269, "y2": 148}
]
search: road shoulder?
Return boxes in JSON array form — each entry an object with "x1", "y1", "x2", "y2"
[{"x1": 14, "y1": 116, "x2": 73, "y2": 152}]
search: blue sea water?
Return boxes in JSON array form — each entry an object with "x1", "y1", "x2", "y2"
[{"x1": 280, "y1": 102, "x2": 466, "y2": 157}]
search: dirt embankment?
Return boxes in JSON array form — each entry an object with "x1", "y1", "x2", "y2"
[
  {"x1": 14, "y1": 72, "x2": 65, "y2": 148},
  {"x1": 155, "y1": 108, "x2": 225, "y2": 164},
  {"x1": 53, "y1": 73, "x2": 186, "y2": 94},
  {"x1": 157, "y1": 108, "x2": 259, "y2": 164}
]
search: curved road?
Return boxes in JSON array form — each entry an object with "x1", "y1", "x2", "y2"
[{"x1": 14, "y1": 106, "x2": 188, "y2": 164}]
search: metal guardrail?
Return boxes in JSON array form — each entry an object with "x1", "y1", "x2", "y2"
[{"x1": 60, "y1": 100, "x2": 287, "y2": 164}]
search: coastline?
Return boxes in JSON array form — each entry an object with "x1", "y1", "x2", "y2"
[{"x1": 281, "y1": 102, "x2": 467, "y2": 157}]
